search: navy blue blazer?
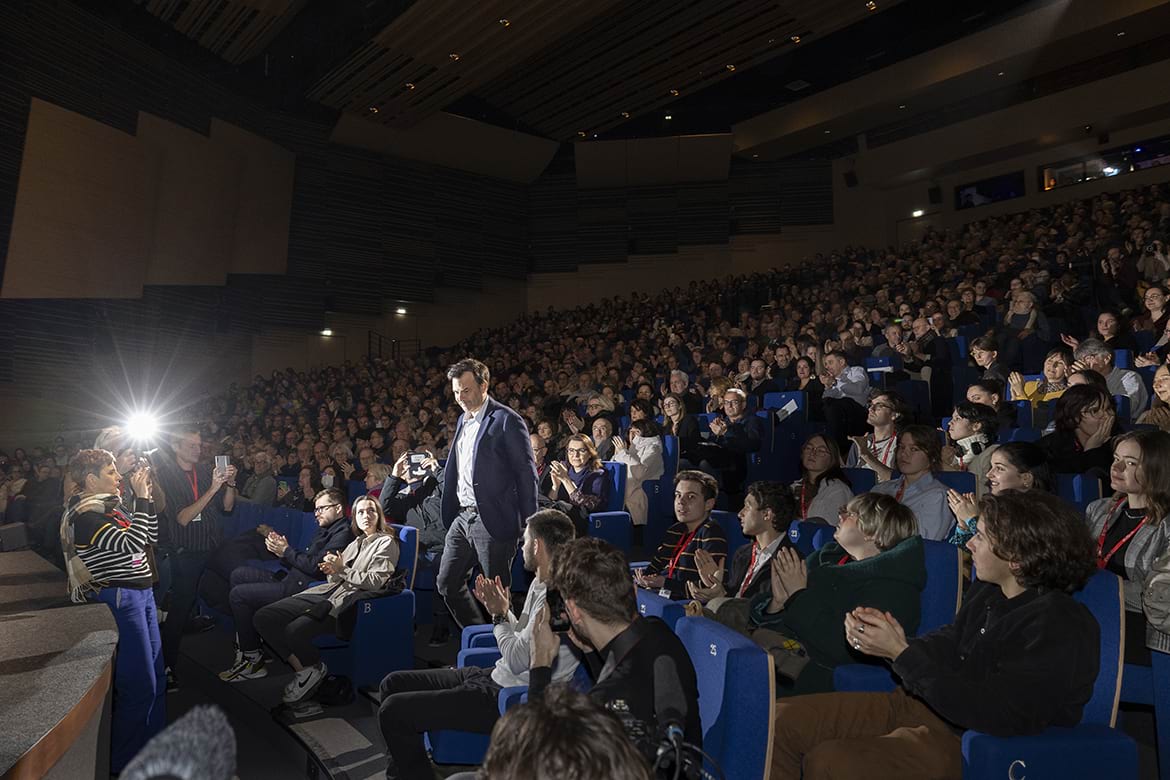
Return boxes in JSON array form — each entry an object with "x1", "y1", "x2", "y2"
[{"x1": 441, "y1": 396, "x2": 539, "y2": 540}]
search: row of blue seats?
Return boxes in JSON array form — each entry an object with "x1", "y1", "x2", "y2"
[
  {"x1": 214, "y1": 503, "x2": 419, "y2": 689},
  {"x1": 429, "y1": 603, "x2": 775, "y2": 779},
  {"x1": 634, "y1": 522, "x2": 1140, "y2": 778}
]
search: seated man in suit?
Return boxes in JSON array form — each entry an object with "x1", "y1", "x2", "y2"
[{"x1": 772, "y1": 490, "x2": 1099, "y2": 779}]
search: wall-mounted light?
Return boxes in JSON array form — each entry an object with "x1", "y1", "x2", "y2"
[
  {"x1": 321, "y1": 328, "x2": 333, "y2": 336},
  {"x1": 396, "y1": 307, "x2": 407, "y2": 315},
  {"x1": 912, "y1": 209, "x2": 925, "y2": 218}
]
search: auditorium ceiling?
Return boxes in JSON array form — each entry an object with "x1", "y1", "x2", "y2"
[{"x1": 84, "y1": 0, "x2": 1170, "y2": 159}]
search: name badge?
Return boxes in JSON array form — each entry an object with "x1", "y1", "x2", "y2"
[
  {"x1": 658, "y1": 588, "x2": 673, "y2": 599},
  {"x1": 131, "y1": 553, "x2": 145, "y2": 566},
  {"x1": 191, "y1": 513, "x2": 202, "y2": 523}
]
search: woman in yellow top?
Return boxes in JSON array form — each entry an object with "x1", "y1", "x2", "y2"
[{"x1": 1007, "y1": 346, "x2": 1072, "y2": 407}]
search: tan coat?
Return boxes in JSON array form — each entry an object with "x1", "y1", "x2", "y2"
[{"x1": 300, "y1": 531, "x2": 400, "y2": 617}]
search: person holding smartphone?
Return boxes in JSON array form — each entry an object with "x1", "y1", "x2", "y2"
[{"x1": 153, "y1": 426, "x2": 236, "y2": 691}]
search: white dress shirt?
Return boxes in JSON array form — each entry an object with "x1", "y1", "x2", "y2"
[
  {"x1": 822, "y1": 365, "x2": 870, "y2": 407},
  {"x1": 455, "y1": 403, "x2": 485, "y2": 509}
]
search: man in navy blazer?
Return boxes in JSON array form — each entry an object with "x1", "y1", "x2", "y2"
[{"x1": 437, "y1": 358, "x2": 539, "y2": 628}]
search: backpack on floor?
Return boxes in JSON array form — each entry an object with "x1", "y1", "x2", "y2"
[{"x1": 315, "y1": 674, "x2": 355, "y2": 707}]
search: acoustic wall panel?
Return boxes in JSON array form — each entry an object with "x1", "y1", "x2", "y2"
[
  {"x1": 138, "y1": 113, "x2": 238, "y2": 286},
  {"x1": 210, "y1": 119, "x2": 295, "y2": 276},
  {"x1": 3, "y1": 98, "x2": 157, "y2": 299}
]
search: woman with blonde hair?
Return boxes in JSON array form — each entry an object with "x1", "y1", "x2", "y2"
[{"x1": 747, "y1": 491, "x2": 926, "y2": 696}]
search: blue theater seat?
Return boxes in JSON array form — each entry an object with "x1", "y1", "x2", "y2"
[
  {"x1": 842, "y1": 467, "x2": 877, "y2": 494},
  {"x1": 636, "y1": 587, "x2": 685, "y2": 630},
  {"x1": 312, "y1": 524, "x2": 418, "y2": 689},
  {"x1": 832, "y1": 539, "x2": 963, "y2": 692},
  {"x1": 676, "y1": 616, "x2": 774, "y2": 780}
]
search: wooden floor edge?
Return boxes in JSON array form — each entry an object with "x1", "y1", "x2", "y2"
[{"x1": 1, "y1": 659, "x2": 112, "y2": 780}]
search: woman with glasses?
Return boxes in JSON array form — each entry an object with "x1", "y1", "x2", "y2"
[
  {"x1": 795, "y1": 433, "x2": 853, "y2": 525},
  {"x1": 546, "y1": 433, "x2": 610, "y2": 537},
  {"x1": 746, "y1": 492, "x2": 925, "y2": 697},
  {"x1": 255, "y1": 494, "x2": 400, "y2": 705},
  {"x1": 217, "y1": 487, "x2": 354, "y2": 682},
  {"x1": 1037, "y1": 384, "x2": 1120, "y2": 475}
]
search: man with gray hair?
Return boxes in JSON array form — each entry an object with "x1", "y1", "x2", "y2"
[{"x1": 1073, "y1": 337, "x2": 1147, "y2": 421}]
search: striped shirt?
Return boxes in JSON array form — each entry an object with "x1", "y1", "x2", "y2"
[
  {"x1": 71, "y1": 496, "x2": 158, "y2": 592},
  {"x1": 155, "y1": 455, "x2": 222, "y2": 551},
  {"x1": 647, "y1": 518, "x2": 728, "y2": 598}
]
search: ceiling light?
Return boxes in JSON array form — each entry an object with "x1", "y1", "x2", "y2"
[
  {"x1": 912, "y1": 209, "x2": 924, "y2": 218},
  {"x1": 752, "y1": 153, "x2": 759, "y2": 158},
  {"x1": 669, "y1": 88, "x2": 680, "y2": 96},
  {"x1": 498, "y1": 18, "x2": 510, "y2": 27},
  {"x1": 620, "y1": 111, "x2": 630, "y2": 119},
  {"x1": 395, "y1": 307, "x2": 407, "y2": 315},
  {"x1": 898, "y1": 104, "x2": 906, "y2": 109},
  {"x1": 664, "y1": 114, "x2": 672, "y2": 120},
  {"x1": 367, "y1": 106, "x2": 379, "y2": 114},
  {"x1": 824, "y1": 130, "x2": 831, "y2": 134},
  {"x1": 790, "y1": 35, "x2": 801, "y2": 43},
  {"x1": 866, "y1": 1, "x2": 877, "y2": 9},
  {"x1": 577, "y1": 131, "x2": 587, "y2": 138},
  {"x1": 768, "y1": 38, "x2": 775, "y2": 43},
  {"x1": 1116, "y1": 30, "x2": 1126, "y2": 37},
  {"x1": 404, "y1": 82, "x2": 415, "y2": 90},
  {"x1": 321, "y1": 328, "x2": 333, "y2": 336},
  {"x1": 997, "y1": 71, "x2": 1005, "y2": 76},
  {"x1": 725, "y1": 64, "x2": 736, "y2": 71},
  {"x1": 449, "y1": 53, "x2": 461, "y2": 61}
]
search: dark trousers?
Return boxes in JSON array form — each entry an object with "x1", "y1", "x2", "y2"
[
  {"x1": 227, "y1": 565, "x2": 288, "y2": 652},
  {"x1": 772, "y1": 689, "x2": 961, "y2": 779},
  {"x1": 253, "y1": 592, "x2": 334, "y2": 667},
  {"x1": 436, "y1": 509, "x2": 517, "y2": 629},
  {"x1": 377, "y1": 666, "x2": 502, "y2": 780},
  {"x1": 92, "y1": 586, "x2": 166, "y2": 773},
  {"x1": 200, "y1": 533, "x2": 270, "y2": 612},
  {"x1": 160, "y1": 549, "x2": 209, "y2": 670}
]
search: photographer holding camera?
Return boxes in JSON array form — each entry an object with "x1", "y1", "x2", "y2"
[{"x1": 529, "y1": 537, "x2": 702, "y2": 761}]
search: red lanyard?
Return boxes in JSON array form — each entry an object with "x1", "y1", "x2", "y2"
[
  {"x1": 837, "y1": 553, "x2": 851, "y2": 566},
  {"x1": 667, "y1": 529, "x2": 699, "y2": 578},
  {"x1": 872, "y1": 431, "x2": 895, "y2": 466},
  {"x1": 186, "y1": 469, "x2": 200, "y2": 501},
  {"x1": 738, "y1": 544, "x2": 761, "y2": 597},
  {"x1": 894, "y1": 478, "x2": 907, "y2": 502},
  {"x1": 800, "y1": 481, "x2": 809, "y2": 518},
  {"x1": 1097, "y1": 496, "x2": 1147, "y2": 570}
]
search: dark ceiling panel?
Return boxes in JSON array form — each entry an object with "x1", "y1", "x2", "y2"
[{"x1": 133, "y1": 0, "x2": 309, "y2": 65}]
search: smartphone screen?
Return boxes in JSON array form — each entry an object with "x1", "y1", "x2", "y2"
[
  {"x1": 214, "y1": 455, "x2": 229, "y2": 472},
  {"x1": 408, "y1": 452, "x2": 427, "y2": 477}
]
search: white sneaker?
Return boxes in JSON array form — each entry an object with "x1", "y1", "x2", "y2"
[
  {"x1": 282, "y1": 663, "x2": 327, "y2": 704},
  {"x1": 219, "y1": 652, "x2": 268, "y2": 682}
]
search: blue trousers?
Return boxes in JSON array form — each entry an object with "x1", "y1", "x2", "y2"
[{"x1": 92, "y1": 586, "x2": 166, "y2": 772}]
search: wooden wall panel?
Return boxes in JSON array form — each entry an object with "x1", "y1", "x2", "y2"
[
  {"x1": 3, "y1": 98, "x2": 157, "y2": 299},
  {"x1": 138, "y1": 113, "x2": 237, "y2": 286},
  {"x1": 210, "y1": 119, "x2": 295, "y2": 276}
]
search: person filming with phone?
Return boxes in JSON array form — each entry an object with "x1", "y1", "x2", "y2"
[{"x1": 153, "y1": 425, "x2": 236, "y2": 691}]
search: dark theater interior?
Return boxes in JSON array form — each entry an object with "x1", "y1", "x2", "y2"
[{"x1": 5, "y1": 0, "x2": 1170, "y2": 778}]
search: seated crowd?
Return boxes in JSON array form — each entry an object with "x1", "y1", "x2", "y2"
[{"x1": 12, "y1": 180, "x2": 1170, "y2": 777}]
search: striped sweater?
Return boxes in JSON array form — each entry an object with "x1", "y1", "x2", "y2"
[
  {"x1": 67, "y1": 495, "x2": 158, "y2": 600},
  {"x1": 646, "y1": 518, "x2": 728, "y2": 598}
]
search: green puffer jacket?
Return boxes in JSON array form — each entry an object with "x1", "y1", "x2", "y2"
[{"x1": 749, "y1": 535, "x2": 927, "y2": 696}]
